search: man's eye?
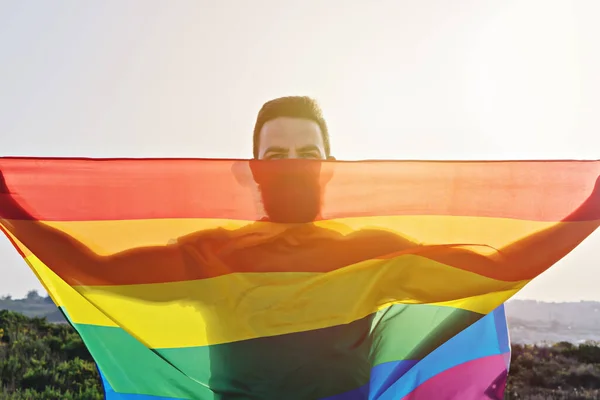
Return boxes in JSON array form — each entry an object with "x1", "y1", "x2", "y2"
[
  {"x1": 267, "y1": 154, "x2": 286, "y2": 160},
  {"x1": 301, "y1": 153, "x2": 320, "y2": 159}
]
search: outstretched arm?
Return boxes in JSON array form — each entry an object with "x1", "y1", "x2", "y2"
[
  {"x1": 422, "y1": 175, "x2": 600, "y2": 281},
  {"x1": 491, "y1": 175, "x2": 600, "y2": 274},
  {"x1": 0, "y1": 171, "x2": 187, "y2": 286}
]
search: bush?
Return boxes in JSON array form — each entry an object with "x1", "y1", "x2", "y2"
[
  {"x1": 0, "y1": 310, "x2": 102, "y2": 399},
  {"x1": 507, "y1": 343, "x2": 600, "y2": 399}
]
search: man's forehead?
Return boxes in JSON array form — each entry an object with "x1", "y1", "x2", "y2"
[{"x1": 259, "y1": 117, "x2": 323, "y2": 146}]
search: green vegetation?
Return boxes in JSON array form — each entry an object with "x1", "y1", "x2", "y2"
[
  {"x1": 0, "y1": 310, "x2": 102, "y2": 399},
  {"x1": 506, "y1": 342, "x2": 600, "y2": 399},
  {"x1": 1, "y1": 306, "x2": 600, "y2": 399}
]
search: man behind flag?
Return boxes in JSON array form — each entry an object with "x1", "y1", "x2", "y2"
[{"x1": 0, "y1": 96, "x2": 599, "y2": 399}]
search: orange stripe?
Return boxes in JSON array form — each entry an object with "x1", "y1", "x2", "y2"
[{"x1": 2, "y1": 216, "x2": 596, "y2": 285}]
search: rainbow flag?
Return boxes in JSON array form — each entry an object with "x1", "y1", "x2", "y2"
[{"x1": 0, "y1": 157, "x2": 598, "y2": 400}]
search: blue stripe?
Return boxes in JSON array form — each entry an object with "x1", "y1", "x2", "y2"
[
  {"x1": 100, "y1": 371, "x2": 185, "y2": 400},
  {"x1": 377, "y1": 305, "x2": 509, "y2": 400},
  {"x1": 493, "y1": 304, "x2": 510, "y2": 354},
  {"x1": 325, "y1": 305, "x2": 510, "y2": 400}
]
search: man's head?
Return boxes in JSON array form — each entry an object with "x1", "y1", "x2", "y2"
[
  {"x1": 253, "y1": 96, "x2": 332, "y2": 160},
  {"x1": 250, "y1": 96, "x2": 332, "y2": 223}
]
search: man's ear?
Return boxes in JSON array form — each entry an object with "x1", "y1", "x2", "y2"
[
  {"x1": 321, "y1": 156, "x2": 335, "y2": 184},
  {"x1": 231, "y1": 160, "x2": 255, "y2": 187}
]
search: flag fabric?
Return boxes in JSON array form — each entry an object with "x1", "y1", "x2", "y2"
[{"x1": 0, "y1": 157, "x2": 598, "y2": 400}]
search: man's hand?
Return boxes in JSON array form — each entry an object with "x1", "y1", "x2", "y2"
[
  {"x1": 0, "y1": 170, "x2": 9, "y2": 194},
  {"x1": 0, "y1": 170, "x2": 31, "y2": 220},
  {"x1": 582, "y1": 174, "x2": 600, "y2": 214},
  {"x1": 0, "y1": 169, "x2": 17, "y2": 222}
]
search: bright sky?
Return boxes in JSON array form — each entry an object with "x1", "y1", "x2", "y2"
[{"x1": 0, "y1": 1, "x2": 599, "y2": 301}]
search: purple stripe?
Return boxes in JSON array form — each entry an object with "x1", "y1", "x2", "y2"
[{"x1": 400, "y1": 354, "x2": 509, "y2": 400}]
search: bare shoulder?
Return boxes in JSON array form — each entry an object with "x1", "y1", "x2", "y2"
[
  {"x1": 340, "y1": 227, "x2": 419, "y2": 256},
  {"x1": 175, "y1": 222, "x2": 272, "y2": 248}
]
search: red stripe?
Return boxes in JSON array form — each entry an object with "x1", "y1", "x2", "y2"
[{"x1": 0, "y1": 158, "x2": 598, "y2": 222}]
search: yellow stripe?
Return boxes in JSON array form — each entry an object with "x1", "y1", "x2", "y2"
[
  {"x1": 2, "y1": 231, "x2": 117, "y2": 327},
  {"x1": 22, "y1": 253, "x2": 117, "y2": 327},
  {"x1": 24, "y1": 252, "x2": 526, "y2": 348},
  {"x1": 14, "y1": 215, "x2": 577, "y2": 256}
]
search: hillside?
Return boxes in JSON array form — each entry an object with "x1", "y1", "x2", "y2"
[
  {"x1": 505, "y1": 300, "x2": 600, "y2": 344},
  {"x1": 0, "y1": 292, "x2": 65, "y2": 324}
]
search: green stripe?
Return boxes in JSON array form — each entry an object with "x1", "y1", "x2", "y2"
[
  {"x1": 370, "y1": 303, "x2": 482, "y2": 364},
  {"x1": 71, "y1": 304, "x2": 482, "y2": 399},
  {"x1": 74, "y1": 322, "x2": 210, "y2": 399}
]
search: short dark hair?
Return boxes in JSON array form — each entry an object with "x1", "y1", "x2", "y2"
[{"x1": 253, "y1": 96, "x2": 330, "y2": 159}]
